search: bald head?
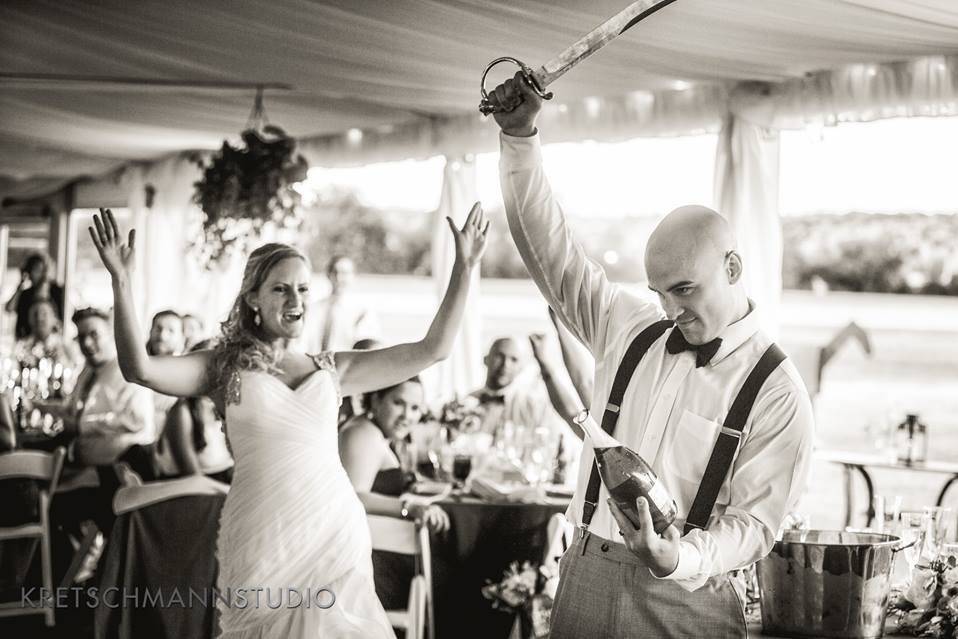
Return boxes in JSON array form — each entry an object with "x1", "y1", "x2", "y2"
[
  {"x1": 484, "y1": 337, "x2": 528, "y2": 390},
  {"x1": 645, "y1": 206, "x2": 735, "y2": 271},
  {"x1": 644, "y1": 206, "x2": 748, "y2": 344}
]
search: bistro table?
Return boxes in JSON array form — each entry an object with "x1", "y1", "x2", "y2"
[
  {"x1": 815, "y1": 448, "x2": 958, "y2": 528},
  {"x1": 427, "y1": 491, "x2": 570, "y2": 639}
]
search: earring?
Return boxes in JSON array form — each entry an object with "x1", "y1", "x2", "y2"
[{"x1": 253, "y1": 308, "x2": 261, "y2": 326}]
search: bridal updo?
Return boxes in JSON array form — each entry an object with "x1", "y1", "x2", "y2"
[{"x1": 208, "y1": 243, "x2": 310, "y2": 403}]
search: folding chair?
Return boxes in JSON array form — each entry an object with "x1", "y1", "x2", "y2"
[
  {"x1": 94, "y1": 474, "x2": 228, "y2": 639},
  {"x1": 368, "y1": 514, "x2": 434, "y2": 639},
  {"x1": 0, "y1": 447, "x2": 66, "y2": 627}
]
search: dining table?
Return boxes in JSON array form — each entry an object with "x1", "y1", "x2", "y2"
[
  {"x1": 815, "y1": 448, "x2": 958, "y2": 528},
  {"x1": 417, "y1": 485, "x2": 570, "y2": 639}
]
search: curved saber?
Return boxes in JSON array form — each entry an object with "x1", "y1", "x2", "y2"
[{"x1": 479, "y1": 0, "x2": 680, "y2": 115}]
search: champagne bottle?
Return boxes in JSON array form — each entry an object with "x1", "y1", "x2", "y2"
[{"x1": 578, "y1": 413, "x2": 677, "y2": 534}]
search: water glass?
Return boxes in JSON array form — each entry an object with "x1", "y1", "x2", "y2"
[{"x1": 873, "y1": 495, "x2": 902, "y2": 533}]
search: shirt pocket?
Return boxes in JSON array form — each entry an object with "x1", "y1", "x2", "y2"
[{"x1": 667, "y1": 409, "x2": 721, "y2": 484}]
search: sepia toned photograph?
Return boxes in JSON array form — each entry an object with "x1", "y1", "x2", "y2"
[{"x1": 1, "y1": 2, "x2": 957, "y2": 638}]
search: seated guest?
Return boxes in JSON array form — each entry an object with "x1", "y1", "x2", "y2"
[
  {"x1": 145, "y1": 310, "x2": 184, "y2": 476},
  {"x1": 338, "y1": 337, "x2": 385, "y2": 427},
  {"x1": 340, "y1": 377, "x2": 449, "y2": 611},
  {"x1": 4, "y1": 252, "x2": 65, "y2": 341},
  {"x1": 49, "y1": 307, "x2": 156, "y2": 537},
  {"x1": 181, "y1": 313, "x2": 206, "y2": 351},
  {"x1": 145, "y1": 309, "x2": 184, "y2": 356},
  {"x1": 13, "y1": 298, "x2": 80, "y2": 370},
  {"x1": 470, "y1": 336, "x2": 565, "y2": 441},
  {"x1": 160, "y1": 340, "x2": 234, "y2": 483}
]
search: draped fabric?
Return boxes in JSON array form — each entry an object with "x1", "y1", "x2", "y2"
[
  {"x1": 713, "y1": 115, "x2": 783, "y2": 340},
  {"x1": 428, "y1": 156, "x2": 483, "y2": 401},
  {"x1": 2, "y1": 0, "x2": 958, "y2": 187}
]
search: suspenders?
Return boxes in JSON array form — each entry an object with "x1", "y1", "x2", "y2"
[
  {"x1": 581, "y1": 320, "x2": 673, "y2": 529},
  {"x1": 579, "y1": 322, "x2": 786, "y2": 536}
]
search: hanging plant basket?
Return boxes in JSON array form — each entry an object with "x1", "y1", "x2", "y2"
[{"x1": 190, "y1": 124, "x2": 309, "y2": 269}]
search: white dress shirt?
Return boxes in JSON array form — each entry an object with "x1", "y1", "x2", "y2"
[{"x1": 500, "y1": 132, "x2": 814, "y2": 592}]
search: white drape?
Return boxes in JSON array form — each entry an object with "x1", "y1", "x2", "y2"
[
  {"x1": 713, "y1": 112, "x2": 782, "y2": 340},
  {"x1": 428, "y1": 156, "x2": 482, "y2": 402}
]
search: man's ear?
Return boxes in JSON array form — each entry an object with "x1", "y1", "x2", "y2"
[{"x1": 726, "y1": 250, "x2": 743, "y2": 285}]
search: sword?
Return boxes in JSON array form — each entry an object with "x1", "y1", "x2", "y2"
[{"x1": 478, "y1": 0, "x2": 679, "y2": 115}]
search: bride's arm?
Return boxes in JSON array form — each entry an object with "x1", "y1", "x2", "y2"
[
  {"x1": 90, "y1": 209, "x2": 211, "y2": 397},
  {"x1": 336, "y1": 203, "x2": 488, "y2": 397}
]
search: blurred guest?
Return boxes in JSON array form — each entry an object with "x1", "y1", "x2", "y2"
[
  {"x1": 4, "y1": 252, "x2": 65, "y2": 340},
  {"x1": 48, "y1": 307, "x2": 155, "y2": 537},
  {"x1": 339, "y1": 376, "x2": 449, "y2": 611},
  {"x1": 144, "y1": 309, "x2": 183, "y2": 474},
  {"x1": 181, "y1": 313, "x2": 206, "y2": 351},
  {"x1": 469, "y1": 336, "x2": 564, "y2": 440},
  {"x1": 145, "y1": 309, "x2": 184, "y2": 356},
  {"x1": 303, "y1": 255, "x2": 380, "y2": 352},
  {"x1": 338, "y1": 337, "x2": 385, "y2": 426},
  {"x1": 13, "y1": 298, "x2": 79, "y2": 369},
  {"x1": 159, "y1": 340, "x2": 233, "y2": 483}
]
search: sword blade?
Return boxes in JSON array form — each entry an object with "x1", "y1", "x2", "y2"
[{"x1": 531, "y1": 0, "x2": 678, "y2": 89}]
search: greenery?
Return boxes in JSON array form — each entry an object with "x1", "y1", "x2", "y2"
[
  {"x1": 300, "y1": 189, "x2": 958, "y2": 296},
  {"x1": 191, "y1": 125, "x2": 309, "y2": 269}
]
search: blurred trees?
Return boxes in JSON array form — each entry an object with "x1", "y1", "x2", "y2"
[{"x1": 301, "y1": 190, "x2": 958, "y2": 296}]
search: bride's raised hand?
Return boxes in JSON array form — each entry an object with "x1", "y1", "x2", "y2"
[
  {"x1": 89, "y1": 208, "x2": 136, "y2": 280},
  {"x1": 446, "y1": 201, "x2": 489, "y2": 270}
]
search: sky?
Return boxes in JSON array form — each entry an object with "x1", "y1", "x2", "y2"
[{"x1": 304, "y1": 115, "x2": 958, "y2": 218}]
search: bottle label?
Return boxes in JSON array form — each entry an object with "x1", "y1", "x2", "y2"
[{"x1": 647, "y1": 478, "x2": 670, "y2": 512}]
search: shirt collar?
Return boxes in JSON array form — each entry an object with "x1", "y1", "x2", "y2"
[{"x1": 708, "y1": 299, "x2": 760, "y2": 367}]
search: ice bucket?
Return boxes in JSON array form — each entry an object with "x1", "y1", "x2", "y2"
[{"x1": 757, "y1": 530, "x2": 904, "y2": 639}]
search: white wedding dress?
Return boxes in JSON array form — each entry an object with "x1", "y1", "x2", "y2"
[{"x1": 215, "y1": 352, "x2": 395, "y2": 638}]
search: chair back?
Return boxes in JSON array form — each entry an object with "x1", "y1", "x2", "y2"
[
  {"x1": 112, "y1": 474, "x2": 228, "y2": 515},
  {"x1": 0, "y1": 449, "x2": 66, "y2": 494},
  {"x1": 542, "y1": 512, "x2": 573, "y2": 565},
  {"x1": 368, "y1": 514, "x2": 434, "y2": 639}
]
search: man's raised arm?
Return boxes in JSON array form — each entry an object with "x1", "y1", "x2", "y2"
[{"x1": 492, "y1": 72, "x2": 618, "y2": 354}]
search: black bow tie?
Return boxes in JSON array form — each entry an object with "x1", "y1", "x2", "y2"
[
  {"x1": 665, "y1": 328, "x2": 722, "y2": 368},
  {"x1": 478, "y1": 392, "x2": 506, "y2": 405}
]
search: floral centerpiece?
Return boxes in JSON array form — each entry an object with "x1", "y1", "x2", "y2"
[
  {"x1": 190, "y1": 124, "x2": 309, "y2": 269},
  {"x1": 436, "y1": 395, "x2": 484, "y2": 433},
  {"x1": 885, "y1": 550, "x2": 958, "y2": 638},
  {"x1": 482, "y1": 560, "x2": 558, "y2": 639}
]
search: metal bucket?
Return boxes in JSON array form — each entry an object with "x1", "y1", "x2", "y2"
[{"x1": 757, "y1": 530, "x2": 906, "y2": 639}]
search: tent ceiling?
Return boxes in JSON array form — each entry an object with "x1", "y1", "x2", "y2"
[{"x1": 2, "y1": 0, "x2": 958, "y2": 188}]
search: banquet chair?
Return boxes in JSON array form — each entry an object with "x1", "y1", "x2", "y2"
[
  {"x1": 368, "y1": 514, "x2": 434, "y2": 639},
  {"x1": 0, "y1": 447, "x2": 66, "y2": 627},
  {"x1": 94, "y1": 475, "x2": 228, "y2": 639},
  {"x1": 542, "y1": 512, "x2": 574, "y2": 566}
]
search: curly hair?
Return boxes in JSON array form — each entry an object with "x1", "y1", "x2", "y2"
[{"x1": 207, "y1": 243, "x2": 310, "y2": 403}]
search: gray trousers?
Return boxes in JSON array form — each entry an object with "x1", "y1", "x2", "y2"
[{"x1": 549, "y1": 530, "x2": 747, "y2": 639}]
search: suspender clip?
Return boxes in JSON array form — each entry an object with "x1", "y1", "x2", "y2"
[
  {"x1": 720, "y1": 426, "x2": 742, "y2": 439},
  {"x1": 606, "y1": 403, "x2": 620, "y2": 414}
]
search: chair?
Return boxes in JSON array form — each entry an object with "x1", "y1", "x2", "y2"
[
  {"x1": 368, "y1": 514, "x2": 434, "y2": 639},
  {"x1": 94, "y1": 475, "x2": 228, "y2": 639},
  {"x1": 542, "y1": 512, "x2": 574, "y2": 566},
  {"x1": 0, "y1": 447, "x2": 66, "y2": 627}
]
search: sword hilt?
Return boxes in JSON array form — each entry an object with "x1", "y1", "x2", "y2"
[{"x1": 478, "y1": 56, "x2": 553, "y2": 115}]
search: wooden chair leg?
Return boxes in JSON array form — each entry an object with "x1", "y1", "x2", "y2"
[{"x1": 40, "y1": 496, "x2": 55, "y2": 627}]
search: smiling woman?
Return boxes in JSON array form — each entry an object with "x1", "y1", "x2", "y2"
[{"x1": 84, "y1": 202, "x2": 487, "y2": 639}]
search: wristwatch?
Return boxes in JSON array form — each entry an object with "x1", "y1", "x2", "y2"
[{"x1": 572, "y1": 409, "x2": 590, "y2": 427}]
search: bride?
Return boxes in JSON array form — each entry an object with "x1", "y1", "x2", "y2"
[{"x1": 89, "y1": 204, "x2": 488, "y2": 638}]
